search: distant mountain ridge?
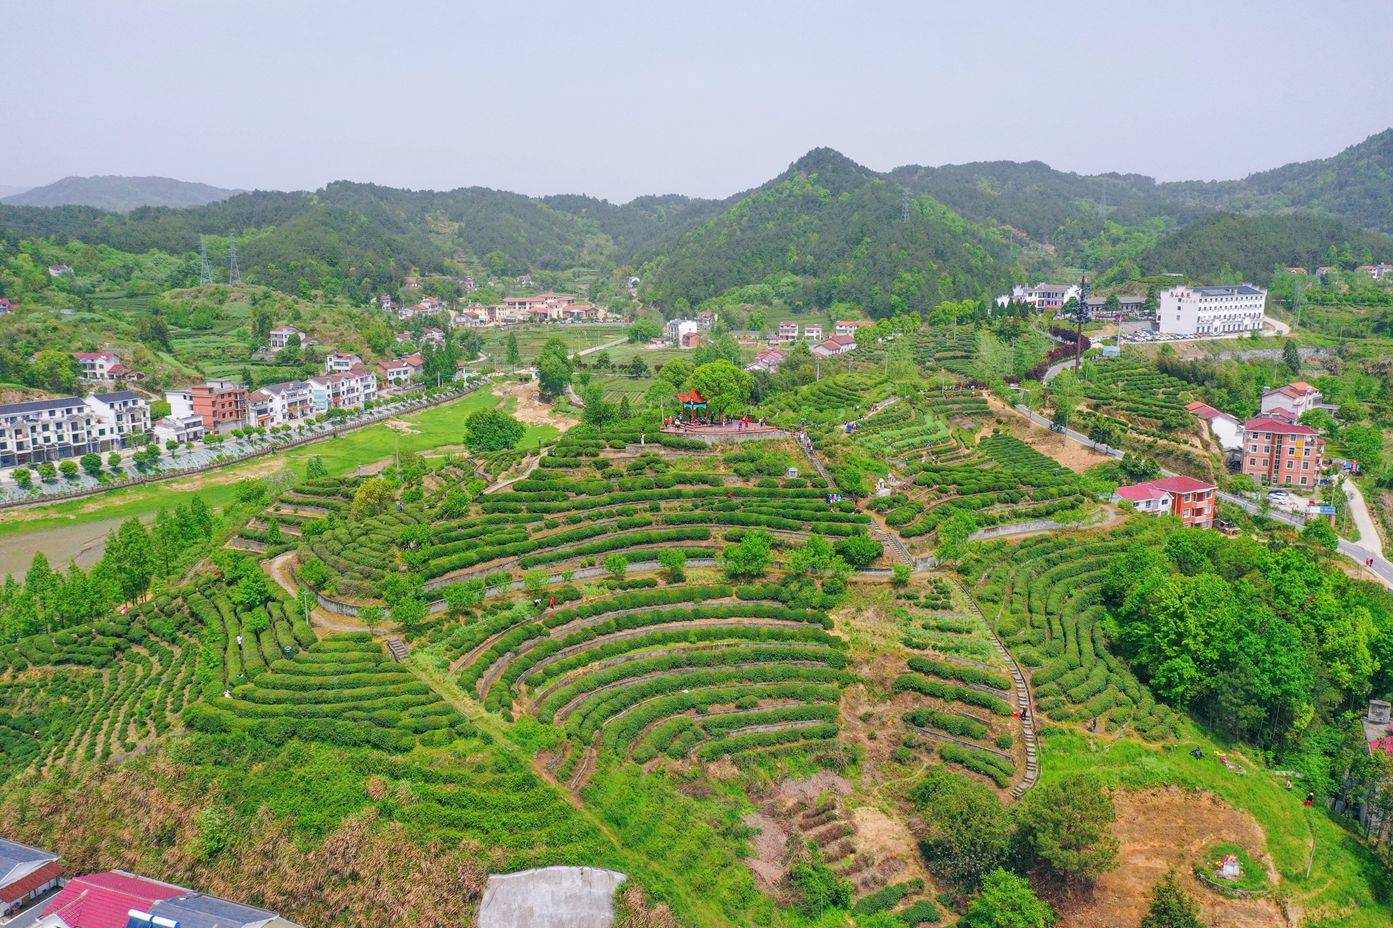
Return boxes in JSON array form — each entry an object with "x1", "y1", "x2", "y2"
[{"x1": 2, "y1": 175, "x2": 243, "y2": 212}]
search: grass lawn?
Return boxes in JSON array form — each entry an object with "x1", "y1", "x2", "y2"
[
  {"x1": 0, "y1": 387, "x2": 515, "y2": 541},
  {"x1": 476, "y1": 325, "x2": 628, "y2": 365},
  {"x1": 1042, "y1": 725, "x2": 1390, "y2": 926}
]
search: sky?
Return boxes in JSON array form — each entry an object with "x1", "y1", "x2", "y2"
[{"x1": 3, "y1": 0, "x2": 1392, "y2": 202}]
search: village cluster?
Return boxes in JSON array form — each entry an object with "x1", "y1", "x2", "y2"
[{"x1": 0, "y1": 837, "x2": 301, "y2": 928}]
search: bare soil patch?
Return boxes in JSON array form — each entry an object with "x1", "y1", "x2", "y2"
[
  {"x1": 986, "y1": 395, "x2": 1110, "y2": 473},
  {"x1": 384, "y1": 419, "x2": 420, "y2": 434},
  {"x1": 497, "y1": 379, "x2": 575, "y2": 431},
  {"x1": 1053, "y1": 787, "x2": 1282, "y2": 928}
]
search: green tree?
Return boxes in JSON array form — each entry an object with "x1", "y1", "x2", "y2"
[
  {"x1": 506, "y1": 332, "x2": 522, "y2": 368},
  {"x1": 837, "y1": 530, "x2": 883, "y2": 569},
  {"x1": 658, "y1": 548, "x2": 687, "y2": 583},
  {"x1": 30, "y1": 350, "x2": 80, "y2": 392},
  {"x1": 80, "y1": 453, "x2": 103, "y2": 477},
  {"x1": 11, "y1": 468, "x2": 31, "y2": 489},
  {"x1": 788, "y1": 857, "x2": 851, "y2": 917},
  {"x1": 720, "y1": 529, "x2": 773, "y2": 579},
  {"x1": 689, "y1": 360, "x2": 753, "y2": 416},
  {"x1": 1302, "y1": 519, "x2": 1339, "y2": 551},
  {"x1": 59, "y1": 460, "x2": 79, "y2": 480},
  {"x1": 536, "y1": 338, "x2": 573, "y2": 397},
  {"x1": 1282, "y1": 339, "x2": 1302, "y2": 375},
  {"x1": 960, "y1": 870, "x2": 1055, "y2": 928},
  {"x1": 106, "y1": 452, "x2": 122, "y2": 471},
  {"x1": 351, "y1": 476, "x2": 395, "y2": 519},
  {"x1": 626, "y1": 356, "x2": 648, "y2": 378},
  {"x1": 106, "y1": 518, "x2": 154, "y2": 601},
  {"x1": 1140, "y1": 870, "x2": 1205, "y2": 928},
  {"x1": 604, "y1": 553, "x2": 629, "y2": 580},
  {"x1": 1016, "y1": 775, "x2": 1120, "y2": 883},
  {"x1": 305, "y1": 455, "x2": 327, "y2": 479},
  {"x1": 913, "y1": 768, "x2": 1015, "y2": 887},
  {"x1": 628, "y1": 319, "x2": 663, "y2": 343},
  {"x1": 657, "y1": 358, "x2": 694, "y2": 387},
  {"x1": 465, "y1": 408, "x2": 525, "y2": 452}
]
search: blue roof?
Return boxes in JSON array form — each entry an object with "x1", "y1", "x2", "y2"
[
  {"x1": 0, "y1": 396, "x2": 86, "y2": 417},
  {"x1": 0, "y1": 837, "x2": 59, "y2": 880},
  {"x1": 150, "y1": 893, "x2": 287, "y2": 928},
  {"x1": 1194, "y1": 285, "x2": 1263, "y2": 296}
]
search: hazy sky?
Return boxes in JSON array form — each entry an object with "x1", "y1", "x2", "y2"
[{"x1": 4, "y1": 0, "x2": 1392, "y2": 202}]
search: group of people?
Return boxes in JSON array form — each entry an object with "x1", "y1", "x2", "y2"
[{"x1": 664, "y1": 414, "x2": 769, "y2": 431}]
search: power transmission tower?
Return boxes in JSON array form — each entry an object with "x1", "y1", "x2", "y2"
[
  {"x1": 900, "y1": 188, "x2": 912, "y2": 223},
  {"x1": 199, "y1": 236, "x2": 213, "y2": 286},
  {"x1": 228, "y1": 240, "x2": 241, "y2": 285}
]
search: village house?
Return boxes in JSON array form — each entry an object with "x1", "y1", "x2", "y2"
[
  {"x1": 803, "y1": 323, "x2": 823, "y2": 341},
  {"x1": 258, "y1": 380, "x2": 313, "y2": 424},
  {"x1": 267, "y1": 325, "x2": 312, "y2": 351},
  {"x1": 665, "y1": 318, "x2": 701, "y2": 347},
  {"x1": 746, "y1": 347, "x2": 787, "y2": 373},
  {"x1": 71, "y1": 352, "x2": 135, "y2": 384},
  {"x1": 83, "y1": 391, "x2": 151, "y2": 444},
  {"x1": 47, "y1": 264, "x2": 73, "y2": 277},
  {"x1": 1259, "y1": 380, "x2": 1324, "y2": 420},
  {"x1": 324, "y1": 352, "x2": 364, "y2": 373},
  {"x1": 378, "y1": 354, "x2": 424, "y2": 386},
  {"x1": 1357, "y1": 262, "x2": 1393, "y2": 281},
  {"x1": 0, "y1": 297, "x2": 15, "y2": 315},
  {"x1": 834, "y1": 320, "x2": 876, "y2": 338},
  {"x1": 1185, "y1": 401, "x2": 1244, "y2": 452},
  {"x1": 775, "y1": 321, "x2": 800, "y2": 344},
  {"x1": 812, "y1": 334, "x2": 856, "y2": 358},
  {"x1": 1241, "y1": 416, "x2": 1326, "y2": 487},
  {"x1": 1114, "y1": 476, "x2": 1217, "y2": 528},
  {"x1": 309, "y1": 367, "x2": 378, "y2": 412},
  {"x1": 0, "y1": 390, "x2": 152, "y2": 468},
  {"x1": 30, "y1": 870, "x2": 302, "y2": 928},
  {"x1": 0, "y1": 838, "x2": 64, "y2": 920},
  {"x1": 151, "y1": 412, "x2": 206, "y2": 445},
  {"x1": 995, "y1": 282, "x2": 1082, "y2": 311},
  {"x1": 696, "y1": 310, "x2": 718, "y2": 331},
  {"x1": 420, "y1": 326, "x2": 446, "y2": 347},
  {"x1": 167, "y1": 381, "x2": 248, "y2": 435}
]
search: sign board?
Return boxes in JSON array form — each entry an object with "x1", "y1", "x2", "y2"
[{"x1": 1316, "y1": 505, "x2": 1338, "y2": 515}]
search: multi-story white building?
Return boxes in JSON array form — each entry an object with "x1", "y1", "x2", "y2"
[
  {"x1": 835, "y1": 320, "x2": 876, "y2": 338},
  {"x1": 776, "y1": 321, "x2": 799, "y2": 344},
  {"x1": 84, "y1": 391, "x2": 151, "y2": 443},
  {"x1": 1157, "y1": 284, "x2": 1266, "y2": 336},
  {"x1": 0, "y1": 392, "x2": 149, "y2": 468},
  {"x1": 1260, "y1": 380, "x2": 1323, "y2": 420},
  {"x1": 803, "y1": 324, "x2": 823, "y2": 341},
  {"x1": 309, "y1": 367, "x2": 378, "y2": 412},
  {"x1": 995, "y1": 282, "x2": 1082, "y2": 311},
  {"x1": 378, "y1": 355, "x2": 424, "y2": 387},
  {"x1": 260, "y1": 380, "x2": 313, "y2": 424},
  {"x1": 268, "y1": 326, "x2": 311, "y2": 351},
  {"x1": 665, "y1": 318, "x2": 700, "y2": 346}
]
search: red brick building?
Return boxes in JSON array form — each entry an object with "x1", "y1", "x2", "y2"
[
  {"x1": 1241, "y1": 417, "x2": 1326, "y2": 487},
  {"x1": 187, "y1": 381, "x2": 248, "y2": 434}
]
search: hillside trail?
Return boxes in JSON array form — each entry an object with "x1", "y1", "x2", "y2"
[
  {"x1": 262, "y1": 550, "x2": 384, "y2": 636},
  {"x1": 1342, "y1": 477, "x2": 1384, "y2": 556}
]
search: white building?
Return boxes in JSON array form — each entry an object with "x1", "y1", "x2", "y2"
[
  {"x1": 268, "y1": 326, "x2": 311, "y2": 351},
  {"x1": 665, "y1": 318, "x2": 700, "y2": 345},
  {"x1": 260, "y1": 380, "x2": 313, "y2": 424},
  {"x1": 803, "y1": 324, "x2": 823, "y2": 341},
  {"x1": 1186, "y1": 401, "x2": 1245, "y2": 452},
  {"x1": 72, "y1": 352, "x2": 134, "y2": 383},
  {"x1": 152, "y1": 413, "x2": 206, "y2": 445},
  {"x1": 1260, "y1": 381, "x2": 1323, "y2": 420},
  {"x1": 811, "y1": 335, "x2": 856, "y2": 358},
  {"x1": 834, "y1": 320, "x2": 876, "y2": 338},
  {"x1": 309, "y1": 367, "x2": 378, "y2": 412},
  {"x1": 776, "y1": 321, "x2": 799, "y2": 344},
  {"x1": 83, "y1": 391, "x2": 151, "y2": 444},
  {"x1": 0, "y1": 392, "x2": 120, "y2": 462},
  {"x1": 1157, "y1": 284, "x2": 1266, "y2": 336},
  {"x1": 995, "y1": 282, "x2": 1082, "y2": 311},
  {"x1": 324, "y1": 352, "x2": 364, "y2": 373}
]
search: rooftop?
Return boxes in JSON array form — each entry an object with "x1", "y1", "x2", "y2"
[
  {"x1": 1244, "y1": 416, "x2": 1320, "y2": 435},
  {"x1": 1192, "y1": 285, "x2": 1264, "y2": 297}
]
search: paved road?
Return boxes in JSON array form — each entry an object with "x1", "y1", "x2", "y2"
[
  {"x1": 1343, "y1": 477, "x2": 1384, "y2": 556},
  {"x1": 1009, "y1": 403, "x2": 1393, "y2": 587}
]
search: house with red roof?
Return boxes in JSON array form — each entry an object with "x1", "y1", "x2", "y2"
[
  {"x1": 0, "y1": 297, "x2": 15, "y2": 315},
  {"x1": 1185, "y1": 401, "x2": 1244, "y2": 452},
  {"x1": 31, "y1": 870, "x2": 301, "y2": 928},
  {"x1": 0, "y1": 838, "x2": 64, "y2": 919},
  {"x1": 1259, "y1": 381, "x2": 1323, "y2": 420},
  {"x1": 1241, "y1": 417, "x2": 1326, "y2": 487},
  {"x1": 811, "y1": 334, "x2": 857, "y2": 358},
  {"x1": 71, "y1": 353, "x2": 135, "y2": 384},
  {"x1": 1114, "y1": 476, "x2": 1217, "y2": 528}
]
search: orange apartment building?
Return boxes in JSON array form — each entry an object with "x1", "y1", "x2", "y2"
[
  {"x1": 1241, "y1": 416, "x2": 1326, "y2": 487},
  {"x1": 168, "y1": 381, "x2": 248, "y2": 434}
]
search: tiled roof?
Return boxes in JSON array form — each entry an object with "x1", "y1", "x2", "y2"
[
  {"x1": 41, "y1": 871, "x2": 185, "y2": 928},
  {"x1": 1244, "y1": 416, "x2": 1320, "y2": 436},
  {"x1": 1185, "y1": 401, "x2": 1229, "y2": 420},
  {"x1": 1116, "y1": 484, "x2": 1169, "y2": 502},
  {"x1": 0, "y1": 397, "x2": 87, "y2": 417},
  {"x1": 1148, "y1": 476, "x2": 1216, "y2": 495},
  {"x1": 90, "y1": 391, "x2": 141, "y2": 403},
  {"x1": 0, "y1": 860, "x2": 64, "y2": 904}
]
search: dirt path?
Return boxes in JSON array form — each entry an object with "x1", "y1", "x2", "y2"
[
  {"x1": 262, "y1": 550, "x2": 379, "y2": 635},
  {"x1": 495, "y1": 379, "x2": 575, "y2": 432},
  {"x1": 985, "y1": 394, "x2": 1111, "y2": 473},
  {"x1": 1054, "y1": 788, "x2": 1282, "y2": 928}
]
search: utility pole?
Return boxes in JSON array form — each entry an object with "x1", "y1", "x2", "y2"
[{"x1": 1074, "y1": 272, "x2": 1089, "y2": 372}]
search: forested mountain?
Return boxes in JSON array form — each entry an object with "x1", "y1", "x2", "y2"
[
  {"x1": 1160, "y1": 129, "x2": 1393, "y2": 233},
  {"x1": 3, "y1": 129, "x2": 1393, "y2": 309},
  {"x1": 1, "y1": 175, "x2": 242, "y2": 211},
  {"x1": 636, "y1": 148, "x2": 1024, "y2": 314},
  {"x1": 1128, "y1": 212, "x2": 1393, "y2": 284}
]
